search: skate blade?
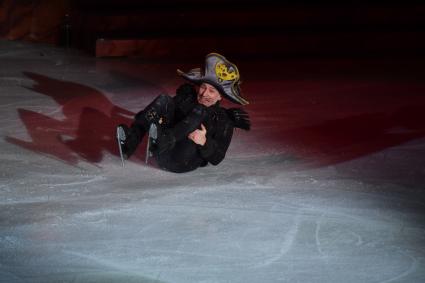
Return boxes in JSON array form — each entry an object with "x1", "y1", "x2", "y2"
[
  {"x1": 145, "y1": 123, "x2": 158, "y2": 164},
  {"x1": 116, "y1": 127, "x2": 125, "y2": 167}
]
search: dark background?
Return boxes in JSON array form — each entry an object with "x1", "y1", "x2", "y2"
[{"x1": 1, "y1": 0, "x2": 425, "y2": 60}]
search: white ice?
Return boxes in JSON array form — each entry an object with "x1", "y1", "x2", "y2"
[{"x1": 1, "y1": 40, "x2": 425, "y2": 283}]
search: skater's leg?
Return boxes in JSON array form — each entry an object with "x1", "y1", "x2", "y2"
[
  {"x1": 126, "y1": 94, "x2": 206, "y2": 157},
  {"x1": 149, "y1": 104, "x2": 206, "y2": 155},
  {"x1": 117, "y1": 122, "x2": 145, "y2": 159},
  {"x1": 118, "y1": 94, "x2": 176, "y2": 159},
  {"x1": 134, "y1": 94, "x2": 175, "y2": 131}
]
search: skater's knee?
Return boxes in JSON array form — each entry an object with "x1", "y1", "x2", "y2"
[
  {"x1": 134, "y1": 94, "x2": 175, "y2": 127},
  {"x1": 155, "y1": 94, "x2": 172, "y2": 105},
  {"x1": 134, "y1": 94, "x2": 170, "y2": 120}
]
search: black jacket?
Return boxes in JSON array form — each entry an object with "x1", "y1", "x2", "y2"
[{"x1": 172, "y1": 83, "x2": 234, "y2": 167}]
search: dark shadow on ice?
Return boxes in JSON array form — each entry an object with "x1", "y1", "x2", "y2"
[
  {"x1": 6, "y1": 66, "x2": 425, "y2": 169},
  {"x1": 6, "y1": 72, "x2": 143, "y2": 165}
]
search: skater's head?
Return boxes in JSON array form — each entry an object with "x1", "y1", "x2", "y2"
[
  {"x1": 197, "y1": 83, "x2": 222, "y2": 107},
  {"x1": 177, "y1": 53, "x2": 249, "y2": 106}
]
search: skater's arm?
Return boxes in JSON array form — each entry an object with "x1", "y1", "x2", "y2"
[
  {"x1": 198, "y1": 122, "x2": 234, "y2": 166},
  {"x1": 173, "y1": 83, "x2": 197, "y2": 115}
]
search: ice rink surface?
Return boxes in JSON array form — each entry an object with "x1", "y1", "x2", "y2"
[{"x1": 1, "y1": 40, "x2": 425, "y2": 282}]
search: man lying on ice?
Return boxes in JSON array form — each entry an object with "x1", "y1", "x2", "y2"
[{"x1": 116, "y1": 53, "x2": 251, "y2": 173}]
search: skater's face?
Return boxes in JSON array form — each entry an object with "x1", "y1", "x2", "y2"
[{"x1": 197, "y1": 83, "x2": 222, "y2": 107}]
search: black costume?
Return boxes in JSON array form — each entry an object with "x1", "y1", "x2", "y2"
[
  {"x1": 117, "y1": 53, "x2": 250, "y2": 173},
  {"x1": 122, "y1": 83, "x2": 240, "y2": 173}
]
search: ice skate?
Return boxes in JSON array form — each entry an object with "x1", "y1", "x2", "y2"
[
  {"x1": 116, "y1": 124, "x2": 129, "y2": 167},
  {"x1": 145, "y1": 123, "x2": 158, "y2": 164}
]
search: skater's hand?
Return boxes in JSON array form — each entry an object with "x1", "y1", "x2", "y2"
[{"x1": 188, "y1": 124, "x2": 207, "y2": 146}]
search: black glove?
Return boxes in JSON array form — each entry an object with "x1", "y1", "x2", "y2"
[{"x1": 226, "y1": 108, "x2": 251, "y2": 131}]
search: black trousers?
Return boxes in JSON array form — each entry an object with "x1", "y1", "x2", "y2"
[{"x1": 131, "y1": 94, "x2": 207, "y2": 173}]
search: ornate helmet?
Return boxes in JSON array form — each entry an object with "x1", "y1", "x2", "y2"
[{"x1": 177, "y1": 53, "x2": 249, "y2": 105}]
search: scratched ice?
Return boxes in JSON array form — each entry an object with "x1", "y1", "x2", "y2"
[{"x1": 1, "y1": 40, "x2": 425, "y2": 283}]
